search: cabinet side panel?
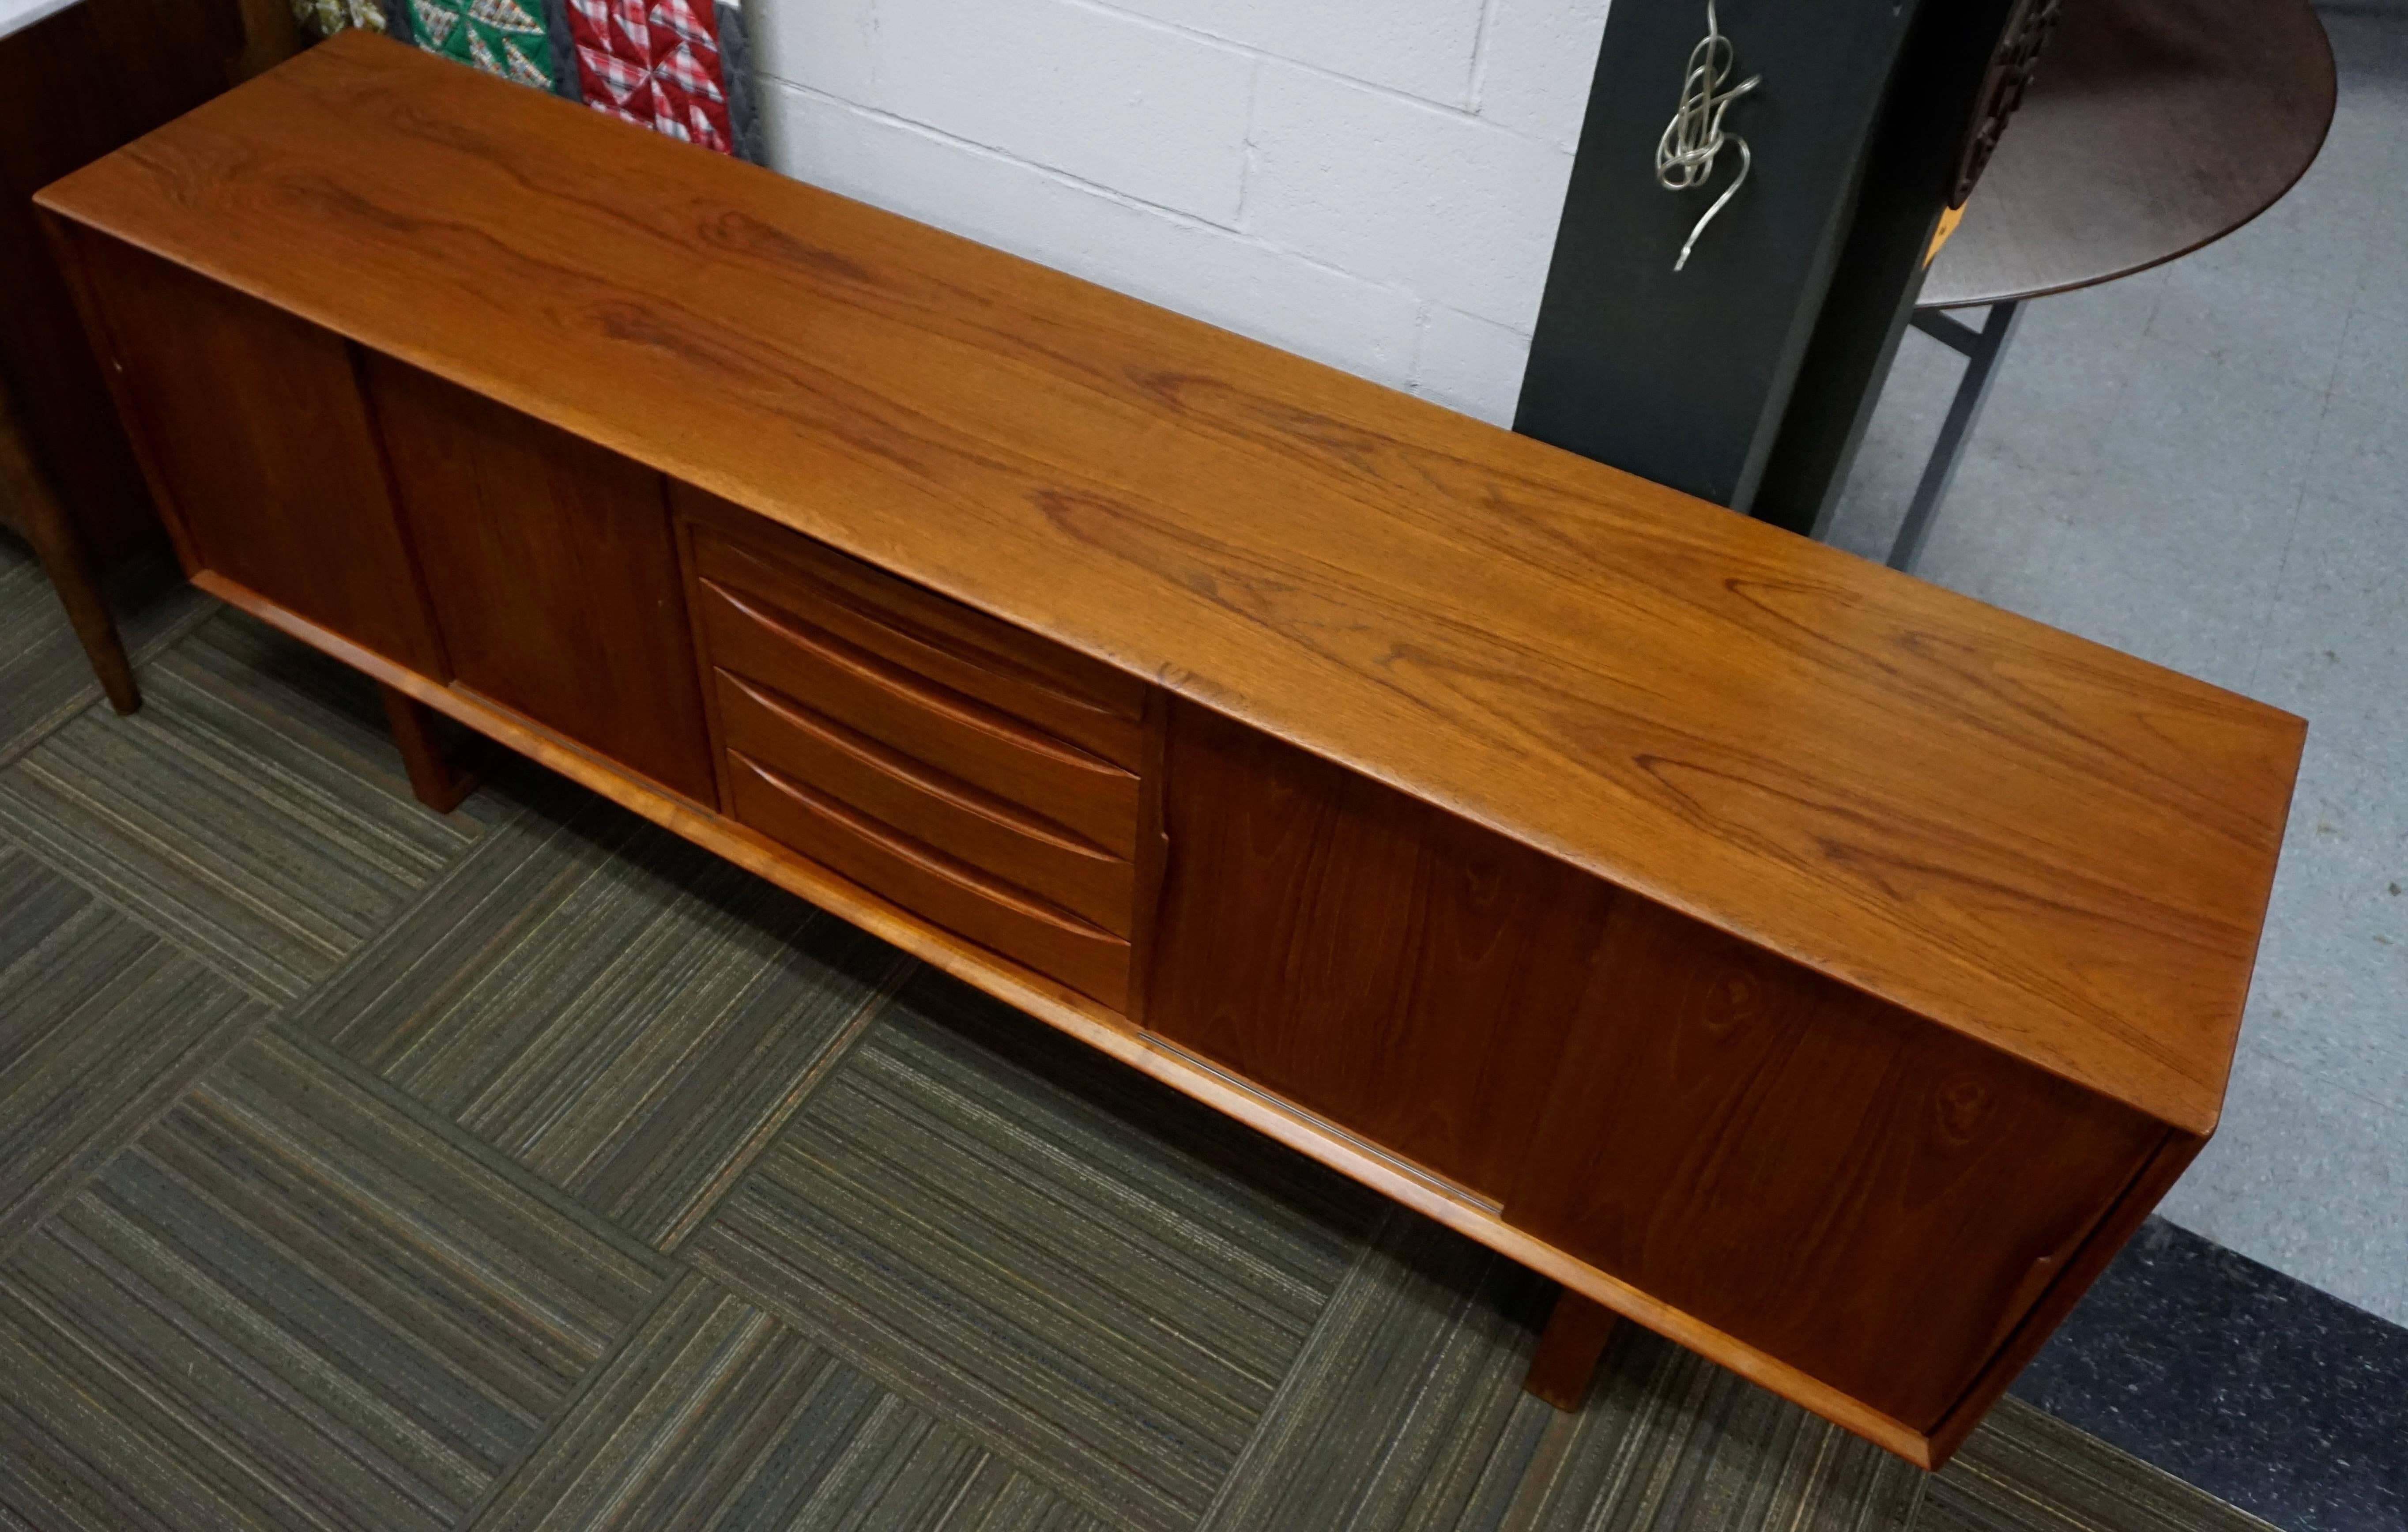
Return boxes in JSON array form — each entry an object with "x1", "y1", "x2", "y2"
[
  {"x1": 1507, "y1": 894, "x2": 2165, "y2": 1430},
  {"x1": 1146, "y1": 700, "x2": 1618, "y2": 1200},
  {"x1": 365, "y1": 353, "x2": 717, "y2": 807},
  {"x1": 72, "y1": 233, "x2": 445, "y2": 674}
]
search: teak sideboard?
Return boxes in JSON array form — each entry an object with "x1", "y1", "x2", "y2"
[{"x1": 36, "y1": 32, "x2": 2303, "y2": 1469}]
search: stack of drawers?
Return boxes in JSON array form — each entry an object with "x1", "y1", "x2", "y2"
[{"x1": 677, "y1": 491, "x2": 1155, "y2": 1009}]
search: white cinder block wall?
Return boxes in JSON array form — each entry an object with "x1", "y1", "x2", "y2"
[{"x1": 744, "y1": 0, "x2": 1612, "y2": 425}]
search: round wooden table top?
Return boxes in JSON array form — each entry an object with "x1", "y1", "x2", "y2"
[{"x1": 1922, "y1": 0, "x2": 2337, "y2": 309}]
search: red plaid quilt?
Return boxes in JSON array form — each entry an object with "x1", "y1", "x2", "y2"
[{"x1": 566, "y1": 0, "x2": 734, "y2": 153}]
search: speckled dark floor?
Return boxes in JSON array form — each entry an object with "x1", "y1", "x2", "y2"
[{"x1": 2015, "y1": 1218, "x2": 2408, "y2": 1532}]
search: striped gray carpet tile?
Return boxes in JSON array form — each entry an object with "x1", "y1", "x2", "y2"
[
  {"x1": 1198, "y1": 1211, "x2": 1921, "y2": 1532},
  {"x1": 865, "y1": 965, "x2": 1387, "y2": 1247},
  {"x1": 161, "y1": 608, "x2": 514, "y2": 838},
  {"x1": 0, "y1": 539, "x2": 218, "y2": 769},
  {"x1": 1917, "y1": 1397, "x2": 2280, "y2": 1532},
  {"x1": 0, "y1": 611, "x2": 487, "y2": 1003},
  {"x1": 1195, "y1": 1208, "x2": 1559, "y2": 1531},
  {"x1": 291, "y1": 772, "x2": 917, "y2": 1252},
  {"x1": 280, "y1": 760, "x2": 634, "y2": 1055},
  {"x1": 1474, "y1": 1328, "x2": 1926, "y2": 1532},
  {"x1": 0, "y1": 1026, "x2": 678, "y2": 1532},
  {"x1": 0, "y1": 841, "x2": 268, "y2": 1256},
  {"x1": 473, "y1": 1270, "x2": 1116, "y2": 1532},
  {"x1": 688, "y1": 970, "x2": 1382, "y2": 1532}
]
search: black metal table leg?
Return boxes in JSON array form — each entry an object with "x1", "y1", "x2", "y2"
[{"x1": 1888, "y1": 299, "x2": 2022, "y2": 573}]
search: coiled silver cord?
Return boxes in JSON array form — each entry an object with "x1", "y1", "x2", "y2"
[{"x1": 1654, "y1": 0, "x2": 1760, "y2": 272}]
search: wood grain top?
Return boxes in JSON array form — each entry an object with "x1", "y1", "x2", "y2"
[{"x1": 40, "y1": 33, "x2": 2303, "y2": 1131}]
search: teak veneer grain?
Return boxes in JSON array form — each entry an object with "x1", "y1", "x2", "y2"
[
  {"x1": 38, "y1": 32, "x2": 2302, "y2": 1136},
  {"x1": 365, "y1": 355, "x2": 721, "y2": 807},
  {"x1": 37, "y1": 32, "x2": 2303, "y2": 1466},
  {"x1": 1147, "y1": 699, "x2": 1623, "y2": 1203},
  {"x1": 64, "y1": 225, "x2": 448, "y2": 677}
]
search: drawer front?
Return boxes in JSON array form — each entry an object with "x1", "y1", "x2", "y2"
[
  {"x1": 678, "y1": 492, "x2": 1159, "y2": 1011},
  {"x1": 728, "y1": 750, "x2": 1132, "y2": 1011},
  {"x1": 688, "y1": 512, "x2": 1146, "y2": 770},
  {"x1": 716, "y1": 668, "x2": 1137, "y2": 935},
  {"x1": 697, "y1": 576, "x2": 1142, "y2": 859}
]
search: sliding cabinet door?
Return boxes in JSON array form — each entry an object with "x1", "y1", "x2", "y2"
[
  {"x1": 1146, "y1": 699, "x2": 1618, "y2": 1200},
  {"x1": 364, "y1": 354, "x2": 717, "y2": 806},
  {"x1": 1507, "y1": 894, "x2": 2168, "y2": 1430},
  {"x1": 64, "y1": 229, "x2": 445, "y2": 674}
]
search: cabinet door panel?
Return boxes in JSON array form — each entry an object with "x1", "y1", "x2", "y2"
[
  {"x1": 72, "y1": 232, "x2": 444, "y2": 673},
  {"x1": 1506, "y1": 895, "x2": 2166, "y2": 1430},
  {"x1": 366, "y1": 355, "x2": 716, "y2": 806},
  {"x1": 1146, "y1": 700, "x2": 1618, "y2": 1200}
]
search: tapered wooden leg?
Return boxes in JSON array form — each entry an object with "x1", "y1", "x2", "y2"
[
  {"x1": 1523, "y1": 1287, "x2": 1619, "y2": 1411},
  {"x1": 2, "y1": 385, "x2": 139, "y2": 714},
  {"x1": 380, "y1": 683, "x2": 479, "y2": 814}
]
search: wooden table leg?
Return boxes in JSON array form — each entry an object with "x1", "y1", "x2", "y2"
[
  {"x1": 1523, "y1": 1287, "x2": 1620, "y2": 1411},
  {"x1": 2, "y1": 384, "x2": 139, "y2": 714},
  {"x1": 380, "y1": 683, "x2": 479, "y2": 814}
]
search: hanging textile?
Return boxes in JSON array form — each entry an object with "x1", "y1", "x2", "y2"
[
  {"x1": 545, "y1": 0, "x2": 585, "y2": 102},
  {"x1": 407, "y1": 0, "x2": 569, "y2": 95},
  {"x1": 715, "y1": 2, "x2": 763, "y2": 164},
  {"x1": 288, "y1": 0, "x2": 387, "y2": 39},
  {"x1": 566, "y1": 0, "x2": 736, "y2": 155}
]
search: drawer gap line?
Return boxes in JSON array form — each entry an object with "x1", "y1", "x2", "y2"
[
  {"x1": 731, "y1": 751, "x2": 1123, "y2": 940},
  {"x1": 720, "y1": 669, "x2": 1125, "y2": 864},
  {"x1": 707, "y1": 579, "x2": 1134, "y2": 779}
]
